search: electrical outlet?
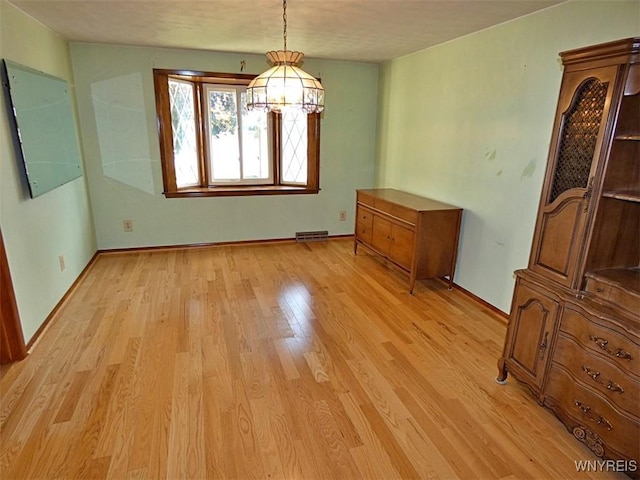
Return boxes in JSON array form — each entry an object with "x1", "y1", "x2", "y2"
[
  {"x1": 58, "y1": 255, "x2": 65, "y2": 271},
  {"x1": 339, "y1": 210, "x2": 347, "y2": 221},
  {"x1": 123, "y1": 219, "x2": 133, "y2": 232}
]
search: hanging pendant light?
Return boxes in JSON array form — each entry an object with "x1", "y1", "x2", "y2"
[{"x1": 246, "y1": 0, "x2": 324, "y2": 113}]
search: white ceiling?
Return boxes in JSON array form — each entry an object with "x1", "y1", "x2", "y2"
[{"x1": 9, "y1": 0, "x2": 566, "y2": 63}]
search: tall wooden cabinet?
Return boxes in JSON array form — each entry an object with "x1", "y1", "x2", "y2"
[{"x1": 497, "y1": 38, "x2": 639, "y2": 476}]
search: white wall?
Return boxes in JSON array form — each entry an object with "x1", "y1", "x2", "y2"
[
  {"x1": 0, "y1": 1, "x2": 96, "y2": 342},
  {"x1": 375, "y1": 0, "x2": 639, "y2": 312},
  {"x1": 70, "y1": 44, "x2": 379, "y2": 249}
]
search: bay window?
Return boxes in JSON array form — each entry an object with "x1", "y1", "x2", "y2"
[{"x1": 153, "y1": 69, "x2": 320, "y2": 197}]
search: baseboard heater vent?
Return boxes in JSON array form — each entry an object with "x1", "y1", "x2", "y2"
[{"x1": 295, "y1": 230, "x2": 329, "y2": 243}]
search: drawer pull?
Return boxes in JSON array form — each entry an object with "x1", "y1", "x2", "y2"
[
  {"x1": 574, "y1": 400, "x2": 613, "y2": 430},
  {"x1": 539, "y1": 331, "x2": 549, "y2": 360},
  {"x1": 589, "y1": 335, "x2": 633, "y2": 361},
  {"x1": 581, "y1": 366, "x2": 624, "y2": 394},
  {"x1": 595, "y1": 287, "x2": 604, "y2": 293}
]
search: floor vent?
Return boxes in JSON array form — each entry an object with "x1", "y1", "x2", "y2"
[{"x1": 295, "y1": 230, "x2": 329, "y2": 243}]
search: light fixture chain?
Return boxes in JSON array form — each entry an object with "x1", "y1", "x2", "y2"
[{"x1": 283, "y1": 0, "x2": 287, "y2": 52}]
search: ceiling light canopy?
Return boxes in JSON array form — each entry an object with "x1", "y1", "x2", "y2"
[{"x1": 246, "y1": 0, "x2": 324, "y2": 114}]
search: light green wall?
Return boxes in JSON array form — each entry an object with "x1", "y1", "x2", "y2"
[
  {"x1": 376, "y1": 0, "x2": 639, "y2": 313},
  {"x1": 0, "y1": 1, "x2": 96, "y2": 342},
  {"x1": 70, "y1": 43, "x2": 378, "y2": 249}
]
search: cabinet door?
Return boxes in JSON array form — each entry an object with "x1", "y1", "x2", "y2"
[
  {"x1": 371, "y1": 215, "x2": 391, "y2": 255},
  {"x1": 504, "y1": 280, "x2": 560, "y2": 393},
  {"x1": 530, "y1": 66, "x2": 620, "y2": 288},
  {"x1": 388, "y1": 223, "x2": 414, "y2": 269}
]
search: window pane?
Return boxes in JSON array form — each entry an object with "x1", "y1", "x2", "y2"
[
  {"x1": 240, "y1": 92, "x2": 270, "y2": 180},
  {"x1": 207, "y1": 87, "x2": 271, "y2": 184},
  {"x1": 168, "y1": 79, "x2": 199, "y2": 188},
  {"x1": 208, "y1": 88, "x2": 240, "y2": 181},
  {"x1": 281, "y1": 109, "x2": 307, "y2": 184}
]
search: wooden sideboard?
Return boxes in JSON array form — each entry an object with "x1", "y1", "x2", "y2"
[{"x1": 354, "y1": 189, "x2": 462, "y2": 293}]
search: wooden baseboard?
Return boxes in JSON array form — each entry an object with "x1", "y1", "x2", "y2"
[
  {"x1": 97, "y1": 234, "x2": 354, "y2": 255},
  {"x1": 448, "y1": 280, "x2": 509, "y2": 323},
  {"x1": 26, "y1": 252, "x2": 100, "y2": 351}
]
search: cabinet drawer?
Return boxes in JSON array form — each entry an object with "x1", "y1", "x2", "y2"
[
  {"x1": 374, "y1": 198, "x2": 417, "y2": 225},
  {"x1": 545, "y1": 365, "x2": 639, "y2": 460},
  {"x1": 357, "y1": 191, "x2": 375, "y2": 207},
  {"x1": 554, "y1": 334, "x2": 639, "y2": 416},
  {"x1": 584, "y1": 276, "x2": 611, "y2": 300},
  {"x1": 356, "y1": 207, "x2": 373, "y2": 244},
  {"x1": 608, "y1": 286, "x2": 640, "y2": 317},
  {"x1": 584, "y1": 272, "x2": 640, "y2": 315},
  {"x1": 559, "y1": 307, "x2": 638, "y2": 372},
  {"x1": 356, "y1": 207, "x2": 373, "y2": 229}
]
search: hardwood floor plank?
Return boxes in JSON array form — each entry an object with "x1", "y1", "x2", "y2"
[
  {"x1": 248, "y1": 397, "x2": 287, "y2": 480},
  {"x1": 0, "y1": 383, "x2": 55, "y2": 478},
  {"x1": 311, "y1": 399, "x2": 362, "y2": 479},
  {"x1": 265, "y1": 402, "x2": 305, "y2": 479},
  {"x1": 272, "y1": 339, "x2": 301, "y2": 381},
  {"x1": 0, "y1": 239, "x2": 629, "y2": 480},
  {"x1": 166, "y1": 352, "x2": 190, "y2": 479},
  {"x1": 65, "y1": 363, "x2": 120, "y2": 479},
  {"x1": 52, "y1": 369, "x2": 92, "y2": 424},
  {"x1": 393, "y1": 386, "x2": 486, "y2": 480},
  {"x1": 359, "y1": 402, "x2": 421, "y2": 479},
  {"x1": 202, "y1": 377, "x2": 226, "y2": 480}
]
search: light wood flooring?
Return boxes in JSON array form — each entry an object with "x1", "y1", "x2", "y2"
[{"x1": 0, "y1": 239, "x2": 627, "y2": 479}]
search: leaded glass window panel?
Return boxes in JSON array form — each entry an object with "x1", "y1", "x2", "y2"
[
  {"x1": 282, "y1": 109, "x2": 307, "y2": 184},
  {"x1": 168, "y1": 79, "x2": 199, "y2": 188},
  {"x1": 549, "y1": 78, "x2": 608, "y2": 203}
]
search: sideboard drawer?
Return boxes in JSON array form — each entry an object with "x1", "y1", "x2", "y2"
[
  {"x1": 585, "y1": 271, "x2": 640, "y2": 316},
  {"x1": 546, "y1": 365, "x2": 639, "y2": 461},
  {"x1": 553, "y1": 334, "x2": 638, "y2": 417},
  {"x1": 608, "y1": 285, "x2": 640, "y2": 317},
  {"x1": 356, "y1": 206, "x2": 373, "y2": 244},
  {"x1": 357, "y1": 190, "x2": 375, "y2": 207},
  {"x1": 374, "y1": 198, "x2": 417, "y2": 225},
  {"x1": 585, "y1": 276, "x2": 611, "y2": 299},
  {"x1": 356, "y1": 206, "x2": 373, "y2": 228},
  {"x1": 559, "y1": 307, "x2": 638, "y2": 372}
]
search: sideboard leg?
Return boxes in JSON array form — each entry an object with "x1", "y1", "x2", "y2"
[
  {"x1": 408, "y1": 275, "x2": 416, "y2": 295},
  {"x1": 495, "y1": 357, "x2": 508, "y2": 384}
]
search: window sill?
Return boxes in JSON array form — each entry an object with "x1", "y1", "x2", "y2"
[{"x1": 164, "y1": 185, "x2": 320, "y2": 198}]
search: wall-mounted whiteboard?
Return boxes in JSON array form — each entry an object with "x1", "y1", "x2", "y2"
[{"x1": 2, "y1": 60, "x2": 83, "y2": 198}]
